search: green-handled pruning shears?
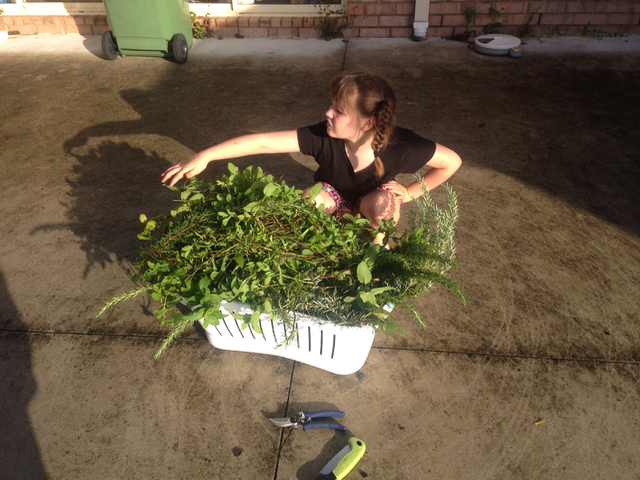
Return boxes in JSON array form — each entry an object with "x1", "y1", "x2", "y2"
[{"x1": 317, "y1": 437, "x2": 366, "y2": 480}]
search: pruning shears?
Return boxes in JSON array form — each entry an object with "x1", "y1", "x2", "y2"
[{"x1": 269, "y1": 410, "x2": 347, "y2": 432}]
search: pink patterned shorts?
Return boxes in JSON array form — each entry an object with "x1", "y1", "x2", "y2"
[
  {"x1": 316, "y1": 182, "x2": 403, "y2": 220},
  {"x1": 317, "y1": 182, "x2": 358, "y2": 220}
]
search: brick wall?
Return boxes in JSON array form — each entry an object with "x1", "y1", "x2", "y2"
[
  {"x1": 428, "y1": 1, "x2": 640, "y2": 38},
  {"x1": 0, "y1": 15, "x2": 110, "y2": 36},
  {"x1": 199, "y1": 1, "x2": 640, "y2": 39},
  {"x1": 202, "y1": 8, "x2": 414, "y2": 39},
  {"x1": 1, "y1": 2, "x2": 639, "y2": 39},
  {"x1": 346, "y1": 0, "x2": 415, "y2": 38}
]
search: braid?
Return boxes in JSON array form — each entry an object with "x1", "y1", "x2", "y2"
[
  {"x1": 373, "y1": 156, "x2": 385, "y2": 178},
  {"x1": 372, "y1": 100, "x2": 393, "y2": 154},
  {"x1": 372, "y1": 99, "x2": 394, "y2": 178}
]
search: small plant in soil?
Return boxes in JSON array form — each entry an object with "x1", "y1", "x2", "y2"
[
  {"x1": 515, "y1": 6, "x2": 540, "y2": 39},
  {"x1": 483, "y1": 7, "x2": 505, "y2": 34},
  {"x1": 464, "y1": 5, "x2": 479, "y2": 32},
  {"x1": 98, "y1": 164, "x2": 465, "y2": 358},
  {"x1": 191, "y1": 11, "x2": 211, "y2": 39},
  {"x1": 450, "y1": 5, "x2": 480, "y2": 42},
  {"x1": 314, "y1": 1, "x2": 353, "y2": 40}
]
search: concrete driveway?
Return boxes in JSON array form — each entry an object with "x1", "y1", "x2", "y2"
[{"x1": 1, "y1": 34, "x2": 639, "y2": 479}]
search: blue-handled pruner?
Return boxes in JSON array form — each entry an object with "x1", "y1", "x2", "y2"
[{"x1": 269, "y1": 410, "x2": 346, "y2": 431}]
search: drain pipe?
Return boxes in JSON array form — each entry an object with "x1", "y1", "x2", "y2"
[{"x1": 412, "y1": 0, "x2": 430, "y2": 41}]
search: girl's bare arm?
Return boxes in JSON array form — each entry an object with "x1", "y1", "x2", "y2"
[
  {"x1": 161, "y1": 130, "x2": 300, "y2": 187},
  {"x1": 384, "y1": 144, "x2": 462, "y2": 202}
]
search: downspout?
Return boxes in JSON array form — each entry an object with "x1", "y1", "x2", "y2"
[{"x1": 412, "y1": 0, "x2": 430, "y2": 41}]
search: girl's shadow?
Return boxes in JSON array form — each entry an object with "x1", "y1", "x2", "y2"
[
  {"x1": 0, "y1": 271, "x2": 47, "y2": 479},
  {"x1": 33, "y1": 139, "x2": 177, "y2": 277},
  {"x1": 53, "y1": 80, "x2": 317, "y2": 277}
]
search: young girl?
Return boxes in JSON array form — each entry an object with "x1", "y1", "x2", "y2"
[{"x1": 162, "y1": 71, "x2": 461, "y2": 243}]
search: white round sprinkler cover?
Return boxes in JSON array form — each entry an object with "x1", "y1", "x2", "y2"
[{"x1": 474, "y1": 34, "x2": 521, "y2": 56}]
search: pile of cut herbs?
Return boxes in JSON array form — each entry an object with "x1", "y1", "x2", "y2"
[{"x1": 98, "y1": 163, "x2": 465, "y2": 358}]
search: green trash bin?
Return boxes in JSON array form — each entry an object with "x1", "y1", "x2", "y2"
[{"x1": 102, "y1": 0, "x2": 193, "y2": 63}]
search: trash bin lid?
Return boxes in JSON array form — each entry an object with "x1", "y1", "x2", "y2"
[{"x1": 474, "y1": 34, "x2": 522, "y2": 56}]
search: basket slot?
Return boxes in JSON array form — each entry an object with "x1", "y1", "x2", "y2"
[
  {"x1": 270, "y1": 319, "x2": 278, "y2": 343},
  {"x1": 222, "y1": 318, "x2": 234, "y2": 337},
  {"x1": 308, "y1": 326, "x2": 312, "y2": 352},
  {"x1": 331, "y1": 334, "x2": 336, "y2": 359},
  {"x1": 259, "y1": 319, "x2": 267, "y2": 341},
  {"x1": 234, "y1": 318, "x2": 245, "y2": 339},
  {"x1": 248, "y1": 323, "x2": 256, "y2": 340},
  {"x1": 320, "y1": 330, "x2": 324, "y2": 355},
  {"x1": 214, "y1": 324, "x2": 222, "y2": 337},
  {"x1": 295, "y1": 323, "x2": 300, "y2": 349}
]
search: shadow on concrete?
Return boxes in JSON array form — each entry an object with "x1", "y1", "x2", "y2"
[
  {"x1": 32, "y1": 140, "x2": 177, "y2": 278},
  {"x1": 81, "y1": 34, "x2": 105, "y2": 59},
  {"x1": 63, "y1": 87, "x2": 218, "y2": 157},
  {"x1": 54, "y1": 136, "x2": 304, "y2": 277},
  {"x1": 346, "y1": 47, "x2": 640, "y2": 237},
  {"x1": 0, "y1": 271, "x2": 47, "y2": 480},
  {"x1": 56, "y1": 66, "x2": 319, "y2": 275},
  {"x1": 467, "y1": 56, "x2": 640, "y2": 237}
]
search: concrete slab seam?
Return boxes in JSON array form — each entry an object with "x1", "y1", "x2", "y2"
[
  {"x1": 373, "y1": 346, "x2": 640, "y2": 366},
  {"x1": 5, "y1": 330, "x2": 638, "y2": 366}
]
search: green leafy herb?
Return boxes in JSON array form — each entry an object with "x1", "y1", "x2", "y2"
[{"x1": 98, "y1": 163, "x2": 465, "y2": 357}]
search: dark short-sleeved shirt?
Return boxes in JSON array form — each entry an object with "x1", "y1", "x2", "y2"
[{"x1": 297, "y1": 122, "x2": 437, "y2": 203}]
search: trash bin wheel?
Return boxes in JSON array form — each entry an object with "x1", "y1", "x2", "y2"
[
  {"x1": 101, "y1": 31, "x2": 119, "y2": 61},
  {"x1": 171, "y1": 33, "x2": 188, "y2": 64}
]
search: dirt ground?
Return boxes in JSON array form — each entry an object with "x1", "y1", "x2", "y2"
[{"x1": 1, "y1": 34, "x2": 639, "y2": 479}]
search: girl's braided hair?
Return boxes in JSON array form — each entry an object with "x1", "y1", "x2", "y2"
[{"x1": 330, "y1": 71, "x2": 397, "y2": 178}]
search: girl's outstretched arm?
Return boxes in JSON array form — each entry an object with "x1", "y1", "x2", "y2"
[
  {"x1": 161, "y1": 130, "x2": 300, "y2": 187},
  {"x1": 383, "y1": 143, "x2": 462, "y2": 202}
]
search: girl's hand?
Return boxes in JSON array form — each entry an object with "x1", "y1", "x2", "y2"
[
  {"x1": 161, "y1": 156, "x2": 208, "y2": 187},
  {"x1": 382, "y1": 181, "x2": 409, "y2": 203}
]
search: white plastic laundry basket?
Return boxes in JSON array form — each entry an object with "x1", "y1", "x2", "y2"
[{"x1": 198, "y1": 301, "x2": 376, "y2": 375}]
